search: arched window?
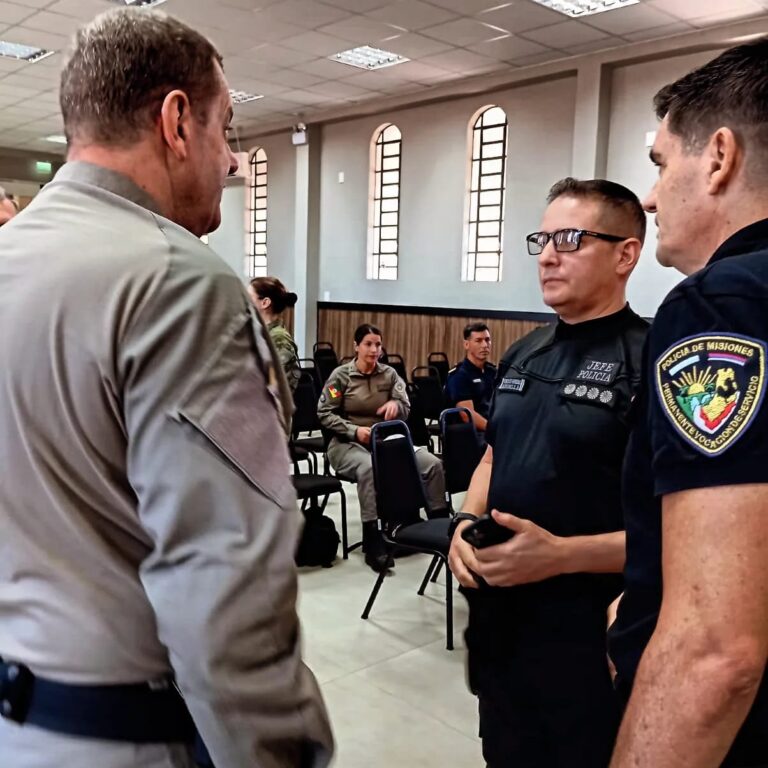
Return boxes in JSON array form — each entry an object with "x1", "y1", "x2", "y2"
[
  {"x1": 248, "y1": 147, "x2": 267, "y2": 277},
  {"x1": 367, "y1": 123, "x2": 401, "y2": 280},
  {"x1": 462, "y1": 106, "x2": 508, "y2": 282}
]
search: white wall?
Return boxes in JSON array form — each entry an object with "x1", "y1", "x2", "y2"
[
  {"x1": 606, "y1": 50, "x2": 716, "y2": 316},
  {"x1": 208, "y1": 179, "x2": 248, "y2": 279},
  {"x1": 318, "y1": 76, "x2": 577, "y2": 313}
]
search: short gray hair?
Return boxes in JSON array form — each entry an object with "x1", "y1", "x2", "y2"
[{"x1": 60, "y1": 8, "x2": 223, "y2": 146}]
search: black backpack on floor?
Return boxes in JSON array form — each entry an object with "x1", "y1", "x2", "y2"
[{"x1": 296, "y1": 512, "x2": 340, "y2": 568}]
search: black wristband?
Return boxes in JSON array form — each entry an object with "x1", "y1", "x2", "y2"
[{"x1": 448, "y1": 512, "x2": 479, "y2": 539}]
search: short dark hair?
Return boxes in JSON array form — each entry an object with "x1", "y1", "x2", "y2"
[
  {"x1": 354, "y1": 324, "x2": 382, "y2": 345},
  {"x1": 547, "y1": 177, "x2": 646, "y2": 243},
  {"x1": 249, "y1": 276, "x2": 298, "y2": 315},
  {"x1": 654, "y1": 37, "x2": 768, "y2": 179},
  {"x1": 464, "y1": 322, "x2": 490, "y2": 340},
  {"x1": 61, "y1": 8, "x2": 223, "y2": 146}
]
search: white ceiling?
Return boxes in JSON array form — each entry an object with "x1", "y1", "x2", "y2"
[{"x1": 1, "y1": 0, "x2": 768, "y2": 154}]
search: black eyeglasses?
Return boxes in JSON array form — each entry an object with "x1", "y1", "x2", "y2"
[{"x1": 525, "y1": 228, "x2": 630, "y2": 255}]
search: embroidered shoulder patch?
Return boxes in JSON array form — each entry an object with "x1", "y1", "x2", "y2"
[
  {"x1": 655, "y1": 333, "x2": 767, "y2": 456},
  {"x1": 328, "y1": 386, "x2": 341, "y2": 399}
]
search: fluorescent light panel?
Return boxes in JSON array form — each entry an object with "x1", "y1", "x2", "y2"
[
  {"x1": 330, "y1": 45, "x2": 409, "y2": 70},
  {"x1": 229, "y1": 89, "x2": 264, "y2": 105},
  {"x1": 530, "y1": 0, "x2": 639, "y2": 17},
  {"x1": 0, "y1": 41, "x2": 55, "y2": 63},
  {"x1": 107, "y1": 0, "x2": 168, "y2": 7}
]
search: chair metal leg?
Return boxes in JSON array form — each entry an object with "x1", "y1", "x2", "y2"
[
  {"x1": 417, "y1": 554, "x2": 439, "y2": 596},
  {"x1": 444, "y1": 557, "x2": 454, "y2": 651},
  {"x1": 431, "y1": 558, "x2": 443, "y2": 583},
  {"x1": 361, "y1": 569, "x2": 387, "y2": 619},
  {"x1": 340, "y1": 489, "x2": 349, "y2": 559}
]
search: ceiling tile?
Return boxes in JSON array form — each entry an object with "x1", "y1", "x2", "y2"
[
  {"x1": 15, "y1": 10, "x2": 82, "y2": 36},
  {"x1": 317, "y1": 17, "x2": 405, "y2": 44},
  {"x1": 425, "y1": 0, "x2": 507, "y2": 13},
  {"x1": 0, "y1": 56, "x2": 27, "y2": 74},
  {"x1": 0, "y1": 1, "x2": 35, "y2": 25},
  {"x1": 308, "y1": 79, "x2": 380, "y2": 100},
  {"x1": 254, "y1": 0, "x2": 352, "y2": 29},
  {"x1": 7, "y1": 25, "x2": 72, "y2": 50},
  {"x1": 567, "y1": 36, "x2": 625, "y2": 55},
  {"x1": 318, "y1": 0, "x2": 390, "y2": 11},
  {"x1": 222, "y1": 55, "x2": 281, "y2": 80},
  {"x1": 226, "y1": 77, "x2": 288, "y2": 97},
  {"x1": 0, "y1": 71, "x2": 51, "y2": 90},
  {"x1": 389, "y1": 59, "x2": 460, "y2": 83},
  {"x1": 520, "y1": 20, "x2": 608, "y2": 47},
  {"x1": 280, "y1": 30, "x2": 356, "y2": 56},
  {"x1": 216, "y1": 0, "x2": 283, "y2": 9},
  {"x1": 261, "y1": 67, "x2": 326, "y2": 88},
  {"x1": 508, "y1": 49, "x2": 566, "y2": 67},
  {"x1": 291, "y1": 55, "x2": 359, "y2": 78},
  {"x1": 377, "y1": 31, "x2": 453, "y2": 58},
  {"x1": 419, "y1": 47, "x2": 508, "y2": 74},
  {"x1": 477, "y1": 2, "x2": 566, "y2": 34},
  {"x1": 687, "y1": 1, "x2": 767, "y2": 27},
  {"x1": 582, "y1": 3, "x2": 680, "y2": 35},
  {"x1": 365, "y1": 1, "x2": 459, "y2": 31},
  {"x1": 466, "y1": 33, "x2": 550, "y2": 60},
  {"x1": 647, "y1": 0, "x2": 758, "y2": 19},
  {"x1": 7, "y1": 0, "x2": 60, "y2": 8},
  {"x1": 621, "y1": 20, "x2": 693, "y2": 42},
  {"x1": 244, "y1": 43, "x2": 317, "y2": 67},
  {"x1": 420, "y1": 17, "x2": 511, "y2": 46},
  {"x1": 276, "y1": 88, "x2": 340, "y2": 106},
  {"x1": 339, "y1": 68, "x2": 418, "y2": 89},
  {"x1": 45, "y1": 0, "x2": 108, "y2": 20}
]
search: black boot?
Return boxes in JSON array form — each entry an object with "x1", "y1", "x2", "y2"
[{"x1": 362, "y1": 521, "x2": 394, "y2": 573}]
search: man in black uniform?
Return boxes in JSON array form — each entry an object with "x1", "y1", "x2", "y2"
[
  {"x1": 449, "y1": 177, "x2": 648, "y2": 767},
  {"x1": 609, "y1": 38, "x2": 768, "y2": 768},
  {"x1": 445, "y1": 322, "x2": 496, "y2": 433}
]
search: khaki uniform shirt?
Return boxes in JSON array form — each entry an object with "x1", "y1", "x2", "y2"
[
  {"x1": 0, "y1": 162, "x2": 332, "y2": 766},
  {"x1": 268, "y1": 320, "x2": 300, "y2": 393},
  {"x1": 317, "y1": 361, "x2": 409, "y2": 442}
]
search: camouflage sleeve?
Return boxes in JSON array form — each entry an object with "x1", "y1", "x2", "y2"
[
  {"x1": 317, "y1": 366, "x2": 357, "y2": 441},
  {"x1": 389, "y1": 367, "x2": 410, "y2": 420},
  {"x1": 270, "y1": 329, "x2": 300, "y2": 393}
]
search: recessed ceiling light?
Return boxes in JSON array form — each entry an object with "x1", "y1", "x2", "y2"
[
  {"x1": 330, "y1": 45, "x2": 409, "y2": 71},
  {"x1": 44, "y1": 134, "x2": 67, "y2": 145},
  {"x1": 530, "y1": 0, "x2": 639, "y2": 18},
  {"x1": 229, "y1": 89, "x2": 264, "y2": 105},
  {"x1": 0, "y1": 41, "x2": 55, "y2": 63},
  {"x1": 107, "y1": 0, "x2": 168, "y2": 7}
]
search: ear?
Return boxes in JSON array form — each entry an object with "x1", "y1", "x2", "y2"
[
  {"x1": 615, "y1": 238, "x2": 641, "y2": 277},
  {"x1": 705, "y1": 127, "x2": 740, "y2": 196},
  {"x1": 159, "y1": 89, "x2": 194, "y2": 161}
]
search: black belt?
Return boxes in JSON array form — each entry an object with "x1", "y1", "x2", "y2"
[{"x1": 0, "y1": 657, "x2": 195, "y2": 743}]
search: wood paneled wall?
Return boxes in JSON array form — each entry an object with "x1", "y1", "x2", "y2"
[{"x1": 317, "y1": 303, "x2": 553, "y2": 373}]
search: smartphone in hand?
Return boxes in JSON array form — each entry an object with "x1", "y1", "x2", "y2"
[{"x1": 460, "y1": 514, "x2": 515, "y2": 549}]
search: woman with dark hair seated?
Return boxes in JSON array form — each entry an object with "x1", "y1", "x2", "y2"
[
  {"x1": 249, "y1": 276, "x2": 300, "y2": 392},
  {"x1": 318, "y1": 323, "x2": 447, "y2": 572}
]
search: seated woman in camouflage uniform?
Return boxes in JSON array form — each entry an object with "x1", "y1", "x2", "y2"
[
  {"x1": 249, "y1": 276, "x2": 300, "y2": 392},
  {"x1": 318, "y1": 323, "x2": 447, "y2": 572}
]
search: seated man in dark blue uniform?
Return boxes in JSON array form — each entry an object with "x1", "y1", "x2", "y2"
[
  {"x1": 449, "y1": 177, "x2": 648, "y2": 768},
  {"x1": 609, "y1": 37, "x2": 768, "y2": 768},
  {"x1": 445, "y1": 322, "x2": 495, "y2": 434}
]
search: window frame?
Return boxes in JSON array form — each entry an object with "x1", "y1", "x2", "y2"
[{"x1": 247, "y1": 146, "x2": 268, "y2": 278}]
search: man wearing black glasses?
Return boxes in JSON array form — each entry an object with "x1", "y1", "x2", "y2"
[{"x1": 449, "y1": 177, "x2": 648, "y2": 767}]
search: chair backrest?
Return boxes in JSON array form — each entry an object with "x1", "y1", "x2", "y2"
[
  {"x1": 411, "y1": 366, "x2": 445, "y2": 421},
  {"x1": 313, "y1": 344, "x2": 339, "y2": 386},
  {"x1": 292, "y1": 371, "x2": 322, "y2": 436},
  {"x1": 385, "y1": 353, "x2": 408, "y2": 383},
  {"x1": 298, "y1": 358, "x2": 322, "y2": 394},
  {"x1": 404, "y1": 382, "x2": 431, "y2": 447},
  {"x1": 370, "y1": 420, "x2": 427, "y2": 531},
  {"x1": 428, "y1": 352, "x2": 450, "y2": 386},
  {"x1": 440, "y1": 407, "x2": 483, "y2": 495}
]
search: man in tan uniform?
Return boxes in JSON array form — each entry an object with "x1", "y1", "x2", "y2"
[{"x1": 0, "y1": 9, "x2": 332, "y2": 768}]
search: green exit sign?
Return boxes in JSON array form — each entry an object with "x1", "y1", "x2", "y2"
[{"x1": 35, "y1": 161, "x2": 52, "y2": 174}]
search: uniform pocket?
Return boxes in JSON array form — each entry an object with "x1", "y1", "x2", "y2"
[{"x1": 174, "y1": 313, "x2": 293, "y2": 507}]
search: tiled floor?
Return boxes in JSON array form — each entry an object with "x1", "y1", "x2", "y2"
[{"x1": 296, "y1": 488, "x2": 482, "y2": 767}]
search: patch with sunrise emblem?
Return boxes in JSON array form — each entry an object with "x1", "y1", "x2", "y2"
[{"x1": 655, "y1": 333, "x2": 767, "y2": 456}]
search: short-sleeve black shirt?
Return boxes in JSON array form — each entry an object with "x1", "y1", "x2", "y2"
[
  {"x1": 469, "y1": 305, "x2": 648, "y2": 643},
  {"x1": 444, "y1": 358, "x2": 496, "y2": 419},
  {"x1": 608, "y1": 219, "x2": 768, "y2": 765}
]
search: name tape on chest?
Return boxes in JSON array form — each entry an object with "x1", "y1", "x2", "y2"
[
  {"x1": 655, "y1": 333, "x2": 767, "y2": 456},
  {"x1": 573, "y1": 358, "x2": 620, "y2": 385},
  {"x1": 498, "y1": 376, "x2": 527, "y2": 394}
]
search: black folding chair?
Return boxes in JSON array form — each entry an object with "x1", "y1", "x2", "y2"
[
  {"x1": 440, "y1": 407, "x2": 483, "y2": 509},
  {"x1": 291, "y1": 371, "x2": 325, "y2": 473},
  {"x1": 321, "y1": 427, "x2": 362, "y2": 558},
  {"x1": 313, "y1": 341, "x2": 339, "y2": 386},
  {"x1": 385, "y1": 353, "x2": 408, "y2": 383},
  {"x1": 428, "y1": 352, "x2": 450, "y2": 386},
  {"x1": 361, "y1": 420, "x2": 454, "y2": 650},
  {"x1": 411, "y1": 365, "x2": 445, "y2": 450},
  {"x1": 299, "y1": 358, "x2": 322, "y2": 396},
  {"x1": 405, "y1": 382, "x2": 434, "y2": 452}
]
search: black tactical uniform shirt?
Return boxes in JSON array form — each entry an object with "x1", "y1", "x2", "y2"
[
  {"x1": 471, "y1": 305, "x2": 648, "y2": 644},
  {"x1": 445, "y1": 358, "x2": 496, "y2": 419},
  {"x1": 609, "y1": 219, "x2": 768, "y2": 767}
]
